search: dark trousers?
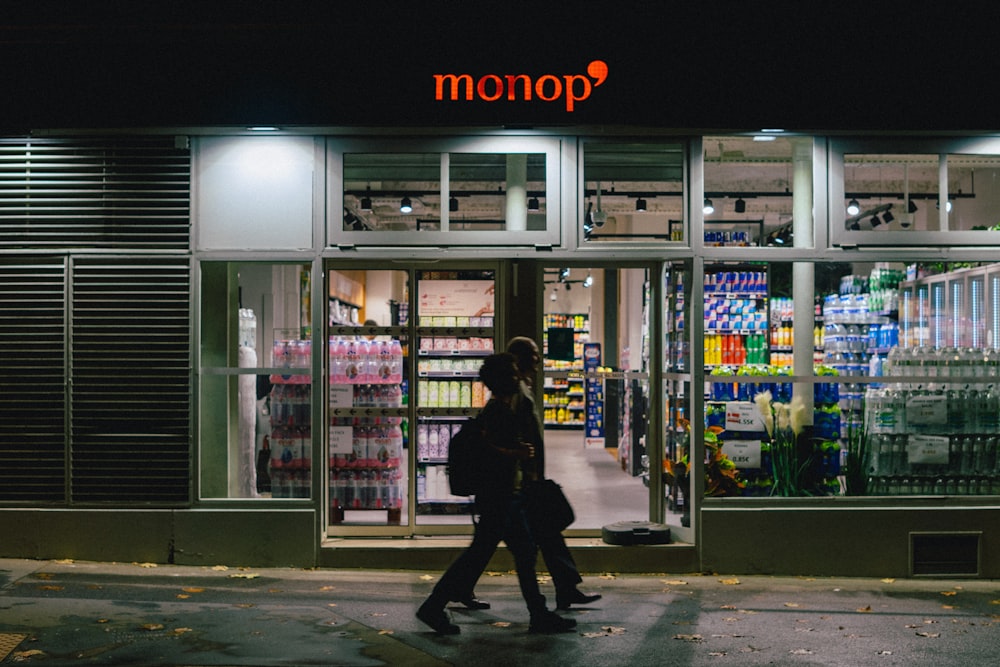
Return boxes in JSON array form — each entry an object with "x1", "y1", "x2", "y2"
[
  {"x1": 536, "y1": 528, "x2": 583, "y2": 595},
  {"x1": 429, "y1": 492, "x2": 546, "y2": 615}
]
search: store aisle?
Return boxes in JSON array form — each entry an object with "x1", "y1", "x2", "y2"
[{"x1": 543, "y1": 428, "x2": 658, "y2": 530}]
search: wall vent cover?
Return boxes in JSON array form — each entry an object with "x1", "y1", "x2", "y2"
[{"x1": 910, "y1": 532, "x2": 981, "y2": 577}]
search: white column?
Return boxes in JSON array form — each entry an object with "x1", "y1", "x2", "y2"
[
  {"x1": 792, "y1": 138, "x2": 815, "y2": 421},
  {"x1": 506, "y1": 154, "x2": 528, "y2": 231}
]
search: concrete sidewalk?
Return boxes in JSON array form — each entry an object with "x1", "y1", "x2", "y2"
[{"x1": 1, "y1": 558, "x2": 998, "y2": 666}]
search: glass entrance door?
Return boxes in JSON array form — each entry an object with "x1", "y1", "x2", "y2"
[{"x1": 540, "y1": 265, "x2": 664, "y2": 531}]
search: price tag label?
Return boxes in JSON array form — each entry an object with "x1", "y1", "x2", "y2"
[
  {"x1": 906, "y1": 434, "x2": 949, "y2": 464},
  {"x1": 329, "y1": 385, "x2": 353, "y2": 408},
  {"x1": 906, "y1": 394, "x2": 946, "y2": 425},
  {"x1": 725, "y1": 439, "x2": 762, "y2": 469},
  {"x1": 329, "y1": 426, "x2": 353, "y2": 454},
  {"x1": 725, "y1": 401, "x2": 765, "y2": 432}
]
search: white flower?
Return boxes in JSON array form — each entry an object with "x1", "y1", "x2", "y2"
[
  {"x1": 753, "y1": 391, "x2": 774, "y2": 436},
  {"x1": 789, "y1": 395, "x2": 809, "y2": 436}
]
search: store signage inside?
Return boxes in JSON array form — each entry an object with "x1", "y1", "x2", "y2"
[{"x1": 433, "y1": 60, "x2": 608, "y2": 112}]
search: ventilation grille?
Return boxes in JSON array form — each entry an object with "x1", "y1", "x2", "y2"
[
  {"x1": 0, "y1": 137, "x2": 190, "y2": 250},
  {"x1": 70, "y1": 258, "x2": 191, "y2": 503},
  {"x1": 0, "y1": 257, "x2": 67, "y2": 502},
  {"x1": 911, "y1": 532, "x2": 981, "y2": 577}
]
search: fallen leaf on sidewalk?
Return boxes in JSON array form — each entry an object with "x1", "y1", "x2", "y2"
[
  {"x1": 856, "y1": 605, "x2": 873, "y2": 613},
  {"x1": 720, "y1": 604, "x2": 737, "y2": 610},
  {"x1": 419, "y1": 575, "x2": 434, "y2": 581},
  {"x1": 661, "y1": 579, "x2": 688, "y2": 585},
  {"x1": 940, "y1": 591, "x2": 957, "y2": 597},
  {"x1": 915, "y1": 631, "x2": 940, "y2": 638},
  {"x1": 211, "y1": 565, "x2": 229, "y2": 571},
  {"x1": 708, "y1": 651, "x2": 727, "y2": 657},
  {"x1": 599, "y1": 573, "x2": 618, "y2": 580},
  {"x1": 139, "y1": 624, "x2": 164, "y2": 631},
  {"x1": 182, "y1": 587, "x2": 204, "y2": 593},
  {"x1": 673, "y1": 634, "x2": 703, "y2": 642},
  {"x1": 319, "y1": 585, "x2": 335, "y2": 591},
  {"x1": 54, "y1": 559, "x2": 74, "y2": 564},
  {"x1": 491, "y1": 621, "x2": 511, "y2": 628},
  {"x1": 13, "y1": 650, "x2": 46, "y2": 659},
  {"x1": 37, "y1": 585, "x2": 63, "y2": 591},
  {"x1": 378, "y1": 629, "x2": 394, "y2": 635},
  {"x1": 176, "y1": 594, "x2": 190, "y2": 599},
  {"x1": 135, "y1": 562, "x2": 157, "y2": 568},
  {"x1": 718, "y1": 577, "x2": 740, "y2": 585},
  {"x1": 170, "y1": 628, "x2": 193, "y2": 635},
  {"x1": 790, "y1": 648, "x2": 814, "y2": 655},
  {"x1": 229, "y1": 573, "x2": 259, "y2": 579},
  {"x1": 33, "y1": 573, "x2": 54, "y2": 580},
  {"x1": 881, "y1": 578, "x2": 895, "y2": 583},
  {"x1": 877, "y1": 650, "x2": 893, "y2": 655},
  {"x1": 784, "y1": 602, "x2": 800, "y2": 608}
]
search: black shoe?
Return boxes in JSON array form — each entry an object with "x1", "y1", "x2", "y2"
[
  {"x1": 556, "y1": 589, "x2": 602, "y2": 610},
  {"x1": 529, "y1": 610, "x2": 577, "y2": 634},
  {"x1": 453, "y1": 596, "x2": 491, "y2": 610},
  {"x1": 417, "y1": 601, "x2": 460, "y2": 635}
]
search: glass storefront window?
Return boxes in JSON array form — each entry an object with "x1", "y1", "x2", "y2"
[
  {"x1": 703, "y1": 135, "x2": 814, "y2": 248},
  {"x1": 696, "y1": 257, "x2": 1000, "y2": 500},
  {"x1": 832, "y1": 138, "x2": 1000, "y2": 246},
  {"x1": 335, "y1": 137, "x2": 561, "y2": 247},
  {"x1": 199, "y1": 262, "x2": 314, "y2": 500},
  {"x1": 581, "y1": 141, "x2": 685, "y2": 244}
]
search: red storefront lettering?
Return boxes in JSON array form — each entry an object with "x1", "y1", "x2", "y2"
[{"x1": 433, "y1": 60, "x2": 608, "y2": 112}]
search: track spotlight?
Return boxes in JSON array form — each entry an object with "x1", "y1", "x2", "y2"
[
  {"x1": 734, "y1": 197, "x2": 746, "y2": 213},
  {"x1": 847, "y1": 199, "x2": 860, "y2": 216},
  {"x1": 449, "y1": 196, "x2": 459, "y2": 212},
  {"x1": 848, "y1": 220, "x2": 861, "y2": 231},
  {"x1": 360, "y1": 187, "x2": 372, "y2": 211},
  {"x1": 936, "y1": 199, "x2": 953, "y2": 212},
  {"x1": 908, "y1": 199, "x2": 918, "y2": 213},
  {"x1": 583, "y1": 273, "x2": 593, "y2": 288},
  {"x1": 550, "y1": 289, "x2": 557, "y2": 302},
  {"x1": 703, "y1": 198, "x2": 715, "y2": 215},
  {"x1": 400, "y1": 196, "x2": 413, "y2": 213},
  {"x1": 565, "y1": 281, "x2": 572, "y2": 291},
  {"x1": 560, "y1": 267, "x2": 571, "y2": 281},
  {"x1": 527, "y1": 196, "x2": 540, "y2": 211},
  {"x1": 871, "y1": 214, "x2": 882, "y2": 227},
  {"x1": 635, "y1": 197, "x2": 647, "y2": 212},
  {"x1": 882, "y1": 208, "x2": 895, "y2": 224}
]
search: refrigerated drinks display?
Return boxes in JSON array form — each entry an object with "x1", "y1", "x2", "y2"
[
  {"x1": 413, "y1": 270, "x2": 496, "y2": 519},
  {"x1": 269, "y1": 335, "x2": 313, "y2": 499}
]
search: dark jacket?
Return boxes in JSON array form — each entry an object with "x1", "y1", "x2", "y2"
[{"x1": 475, "y1": 398, "x2": 523, "y2": 501}]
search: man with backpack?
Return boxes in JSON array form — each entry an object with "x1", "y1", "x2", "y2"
[{"x1": 416, "y1": 353, "x2": 576, "y2": 635}]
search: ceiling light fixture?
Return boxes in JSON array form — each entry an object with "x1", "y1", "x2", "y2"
[
  {"x1": 846, "y1": 199, "x2": 861, "y2": 216},
  {"x1": 871, "y1": 214, "x2": 882, "y2": 227},
  {"x1": 635, "y1": 197, "x2": 647, "y2": 212},
  {"x1": 882, "y1": 208, "x2": 895, "y2": 224},
  {"x1": 246, "y1": 125, "x2": 279, "y2": 132},
  {"x1": 360, "y1": 187, "x2": 372, "y2": 211},
  {"x1": 908, "y1": 199, "x2": 918, "y2": 213},
  {"x1": 399, "y1": 196, "x2": 413, "y2": 213},
  {"x1": 449, "y1": 196, "x2": 459, "y2": 212},
  {"x1": 550, "y1": 288, "x2": 557, "y2": 302},
  {"x1": 703, "y1": 198, "x2": 715, "y2": 215},
  {"x1": 583, "y1": 273, "x2": 593, "y2": 288},
  {"x1": 527, "y1": 196, "x2": 540, "y2": 211},
  {"x1": 734, "y1": 197, "x2": 746, "y2": 213}
]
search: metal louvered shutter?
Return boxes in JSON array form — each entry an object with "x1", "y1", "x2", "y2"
[
  {"x1": 70, "y1": 257, "x2": 191, "y2": 503},
  {"x1": 0, "y1": 137, "x2": 190, "y2": 250},
  {"x1": 0, "y1": 257, "x2": 67, "y2": 502}
]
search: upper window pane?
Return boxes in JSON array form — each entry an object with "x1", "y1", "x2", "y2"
[
  {"x1": 344, "y1": 153, "x2": 441, "y2": 232},
  {"x1": 582, "y1": 141, "x2": 684, "y2": 244},
  {"x1": 703, "y1": 136, "x2": 813, "y2": 248},
  {"x1": 342, "y1": 152, "x2": 546, "y2": 233}
]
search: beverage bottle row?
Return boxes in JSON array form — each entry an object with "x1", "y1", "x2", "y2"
[
  {"x1": 703, "y1": 333, "x2": 768, "y2": 365},
  {"x1": 868, "y1": 434, "x2": 1000, "y2": 494},
  {"x1": 330, "y1": 423, "x2": 403, "y2": 468},
  {"x1": 330, "y1": 337, "x2": 403, "y2": 384},
  {"x1": 270, "y1": 383, "x2": 311, "y2": 428},
  {"x1": 331, "y1": 469, "x2": 401, "y2": 510}
]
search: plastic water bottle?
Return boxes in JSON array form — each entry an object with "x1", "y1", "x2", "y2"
[
  {"x1": 388, "y1": 339, "x2": 403, "y2": 384},
  {"x1": 345, "y1": 340, "x2": 361, "y2": 383}
]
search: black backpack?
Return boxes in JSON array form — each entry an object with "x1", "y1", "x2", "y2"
[{"x1": 447, "y1": 414, "x2": 485, "y2": 496}]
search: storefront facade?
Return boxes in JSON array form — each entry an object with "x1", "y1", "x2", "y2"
[{"x1": 2, "y1": 128, "x2": 999, "y2": 578}]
